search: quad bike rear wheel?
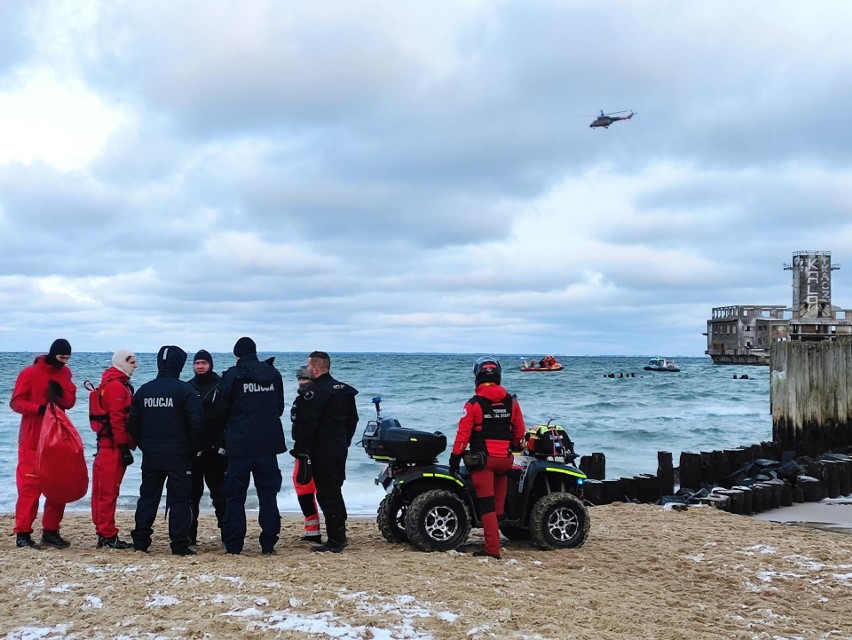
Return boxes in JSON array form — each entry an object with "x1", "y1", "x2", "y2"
[
  {"x1": 377, "y1": 493, "x2": 408, "y2": 543},
  {"x1": 529, "y1": 492, "x2": 589, "y2": 549},
  {"x1": 405, "y1": 489, "x2": 471, "y2": 552}
]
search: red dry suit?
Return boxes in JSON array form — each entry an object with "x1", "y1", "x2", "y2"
[
  {"x1": 9, "y1": 356, "x2": 77, "y2": 534},
  {"x1": 291, "y1": 460, "x2": 320, "y2": 539},
  {"x1": 453, "y1": 382, "x2": 526, "y2": 557},
  {"x1": 90, "y1": 366, "x2": 135, "y2": 539}
]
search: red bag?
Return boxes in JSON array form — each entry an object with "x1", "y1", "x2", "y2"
[{"x1": 36, "y1": 404, "x2": 89, "y2": 503}]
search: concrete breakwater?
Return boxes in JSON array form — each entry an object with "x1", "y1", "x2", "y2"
[{"x1": 579, "y1": 444, "x2": 852, "y2": 515}]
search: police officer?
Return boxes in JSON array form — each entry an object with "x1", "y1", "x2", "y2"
[
  {"x1": 449, "y1": 356, "x2": 525, "y2": 560},
  {"x1": 128, "y1": 346, "x2": 203, "y2": 556},
  {"x1": 188, "y1": 349, "x2": 227, "y2": 546},
  {"x1": 215, "y1": 337, "x2": 286, "y2": 555},
  {"x1": 291, "y1": 351, "x2": 358, "y2": 553},
  {"x1": 290, "y1": 366, "x2": 321, "y2": 543}
]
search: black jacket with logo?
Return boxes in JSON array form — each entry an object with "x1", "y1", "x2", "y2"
[
  {"x1": 128, "y1": 346, "x2": 204, "y2": 471},
  {"x1": 189, "y1": 370, "x2": 226, "y2": 450},
  {"x1": 292, "y1": 372, "x2": 359, "y2": 456},
  {"x1": 214, "y1": 353, "x2": 286, "y2": 458}
]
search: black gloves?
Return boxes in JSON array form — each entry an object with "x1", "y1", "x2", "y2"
[
  {"x1": 38, "y1": 404, "x2": 47, "y2": 415},
  {"x1": 449, "y1": 453, "x2": 462, "y2": 476},
  {"x1": 118, "y1": 444, "x2": 134, "y2": 467},
  {"x1": 46, "y1": 380, "x2": 64, "y2": 402},
  {"x1": 295, "y1": 456, "x2": 313, "y2": 485}
]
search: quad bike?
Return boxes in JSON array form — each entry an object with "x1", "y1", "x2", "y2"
[{"x1": 361, "y1": 397, "x2": 590, "y2": 552}]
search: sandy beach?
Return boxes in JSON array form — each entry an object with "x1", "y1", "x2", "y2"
[{"x1": 2, "y1": 504, "x2": 851, "y2": 640}]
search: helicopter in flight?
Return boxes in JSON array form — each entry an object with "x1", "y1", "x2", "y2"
[{"x1": 589, "y1": 110, "x2": 635, "y2": 129}]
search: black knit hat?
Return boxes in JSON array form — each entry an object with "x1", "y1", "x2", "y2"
[
  {"x1": 193, "y1": 349, "x2": 213, "y2": 366},
  {"x1": 49, "y1": 338, "x2": 72, "y2": 356},
  {"x1": 45, "y1": 338, "x2": 72, "y2": 367},
  {"x1": 233, "y1": 337, "x2": 257, "y2": 358}
]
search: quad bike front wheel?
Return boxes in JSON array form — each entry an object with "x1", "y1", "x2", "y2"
[
  {"x1": 377, "y1": 493, "x2": 408, "y2": 543},
  {"x1": 405, "y1": 489, "x2": 471, "y2": 552},
  {"x1": 529, "y1": 492, "x2": 590, "y2": 549}
]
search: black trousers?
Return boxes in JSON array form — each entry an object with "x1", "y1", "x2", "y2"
[
  {"x1": 189, "y1": 449, "x2": 227, "y2": 543},
  {"x1": 222, "y1": 455, "x2": 282, "y2": 554},
  {"x1": 131, "y1": 467, "x2": 193, "y2": 553},
  {"x1": 311, "y1": 449, "x2": 348, "y2": 545}
]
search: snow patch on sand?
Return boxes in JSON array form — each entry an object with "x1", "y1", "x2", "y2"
[
  {"x1": 145, "y1": 592, "x2": 181, "y2": 607},
  {"x1": 214, "y1": 589, "x2": 461, "y2": 639}
]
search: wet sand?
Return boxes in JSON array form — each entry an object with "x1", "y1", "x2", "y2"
[{"x1": 2, "y1": 503, "x2": 851, "y2": 639}]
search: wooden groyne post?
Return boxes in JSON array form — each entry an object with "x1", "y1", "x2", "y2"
[{"x1": 771, "y1": 339, "x2": 852, "y2": 456}]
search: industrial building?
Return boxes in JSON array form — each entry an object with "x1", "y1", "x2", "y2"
[{"x1": 705, "y1": 250, "x2": 852, "y2": 364}]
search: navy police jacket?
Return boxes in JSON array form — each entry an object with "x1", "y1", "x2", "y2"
[
  {"x1": 292, "y1": 372, "x2": 358, "y2": 456},
  {"x1": 128, "y1": 346, "x2": 204, "y2": 471},
  {"x1": 214, "y1": 353, "x2": 286, "y2": 457}
]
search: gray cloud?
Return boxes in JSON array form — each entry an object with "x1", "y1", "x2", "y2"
[{"x1": 3, "y1": 1, "x2": 852, "y2": 355}]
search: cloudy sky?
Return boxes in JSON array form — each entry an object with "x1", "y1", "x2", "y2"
[{"x1": 2, "y1": 1, "x2": 852, "y2": 356}]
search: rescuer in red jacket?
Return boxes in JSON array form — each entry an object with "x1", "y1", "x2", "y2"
[
  {"x1": 449, "y1": 356, "x2": 525, "y2": 559},
  {"x1": 9, "y1": 339, "x2": 78, "y2": 549},
  {"x1": 90, "y1": 349, "x2": 138, "y2": 549}
]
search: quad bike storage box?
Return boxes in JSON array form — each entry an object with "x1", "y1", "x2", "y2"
[{"x1": 362, "y1": 417, "x2": 447, "y2": 463}]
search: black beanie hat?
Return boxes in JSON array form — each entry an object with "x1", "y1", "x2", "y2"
[
  {"x1": 46, "y1": 338, "x2": 72, "y2": 366},
  {"x1": 233, "y1": 337, "x2": 257, "y2": 358},
  {"x1": 193, "y1": 349, "x2": 213, "y2": 366},
  {"x1": 49, "y1": 338, "x2": 72, "y2": 356}
]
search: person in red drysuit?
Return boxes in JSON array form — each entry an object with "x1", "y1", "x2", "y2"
[
  {"x1": 449, "y1": 357, "x2": 525, "y2": 560},
  {"x1": 9, "y1": 339, "x2": 78, "y2": 549},
  {"x1": 290, "y1": 367, "x2": 322, "y2": 543},
  {"x1": 90, "y1": 349, "x2": 138, "y2": 549}
]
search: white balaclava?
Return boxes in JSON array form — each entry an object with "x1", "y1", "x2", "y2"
[{"x1": 112, "y1": 349, "x2": 136, "y2": 377}]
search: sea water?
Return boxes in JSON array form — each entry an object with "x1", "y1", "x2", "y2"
[{"x1": 0, "y1": 352, "x2": 771, "y2": 516}]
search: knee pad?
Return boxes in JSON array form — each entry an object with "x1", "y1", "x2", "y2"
[{"x1": 477, "y1": 496, "x2": 496, "y2": 514}]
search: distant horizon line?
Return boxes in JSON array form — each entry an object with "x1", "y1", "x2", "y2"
[{"x1": 2, "y1": 350, "x2": 710, "y2": 358}]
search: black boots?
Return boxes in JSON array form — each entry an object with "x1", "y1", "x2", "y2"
[
  {"x1": 172, "y1": 547, "x2": 197, "y2": 556},
  {"x1": 97, "y1": 535, "x2": 133, "y2": 549},
  {"x1": 311, "y1": 523, "x2": 346, "y2": 553},
  {"x1": 16, "y1": 533, "x2": 41, "y2": 549},
  {"x1": 310, "y1": 542, "x2": 347, "y2": 553},
  {"x1": 310, "y1": 538, "x2": 348, "y2": 553},
  {"x1": 40, "y1": 530, "x2": 71, "y2": 549}
]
